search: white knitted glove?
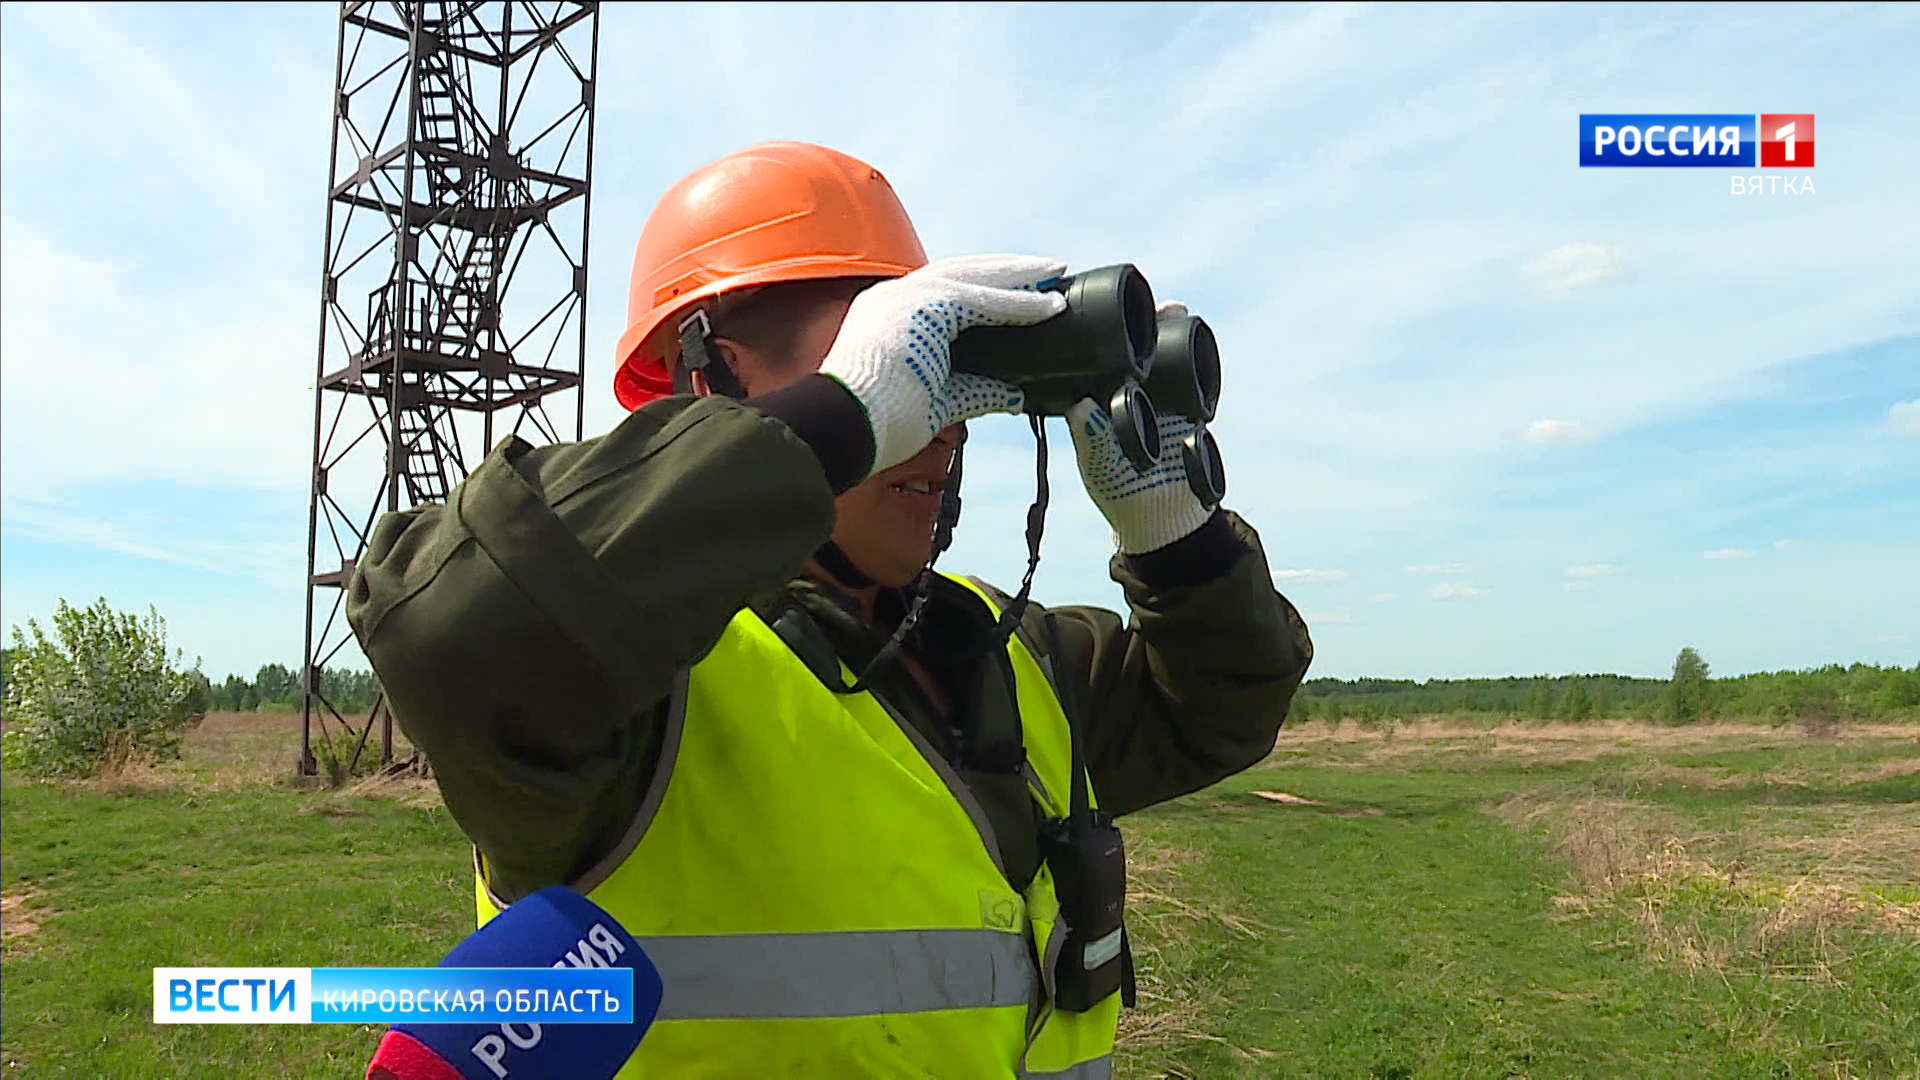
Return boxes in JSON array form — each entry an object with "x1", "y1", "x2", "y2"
[
  {"x1": 1066, "y1": 300, "x2": 1216, "y2": 555},
  {"x1": 819, "y1": 254, "x2": 1067, "y2": 478}
]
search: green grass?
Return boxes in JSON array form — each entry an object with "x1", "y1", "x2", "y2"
[
  {"x1": 1, "y1": 777, "x2": 472, "y2": 1076},
  {"x1": 1115, "y1": 724, "x2": 1920, "y2": 1079},
  {"x1": 3, "y1": 717, "x2": 1915, "y2": 1078}
]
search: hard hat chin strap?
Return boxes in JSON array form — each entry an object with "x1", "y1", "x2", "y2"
[
  {"x1": 812, "y1": 540, "x2": 876, "y2": 590},
  {"x1": 931, "y1": 435, "x2": 964, "y2": 559},
  {"x1": 674, "y1": 308, "x2": 747, "y2": 399}
]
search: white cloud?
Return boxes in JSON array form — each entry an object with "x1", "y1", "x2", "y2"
[
  {"x1": 12, "y1": 4, "x2": 314, "y2": 251},
  {"x1": 1523, "y1": 241, "x2": 1621, "y2": 294},
  {"x1": 1304, "y1": 611, "x2": 1359, "y2": 625},
  {"x1": 1430, "y1": 583, "x2": 1492, "y2": 600},
  {"x1": 1563, "y1": 581, "x2": 1591, "y2": 592},
  {"x1": 1521, "y1": 419, "x2": 1597, "y2": 445},
  {"x1": 1406, "y1": 563, "x2": 1469, "y2": 575},
  {"x1": 0, "y1": 216, "x2": 316, "y2": 499},
  {"x1": 1, "y1": 497, "x2": 302, "y2": 590},
  {"x1": 3, "y1": 3, "x2": 1917, "y2": 681},
  {"x1": 1566, "y1": 563, "x2": 1626, "y2": 578},
  {"x1": 1273, "y1": 569, "x2": 1352, "y2": 585},
  {"x1": 1773, "y1": 539, "x2": 1801, "y2": 549},
  {"x1": 1888, "y1": 400, "x2": 1920, "y2": 437},
  {"x1": 1871, "y1": 634, "x2": 1909, "y2": 643},
  {"x1": 1703, "y1": 548, "x2": 1755, "y2": 560}
]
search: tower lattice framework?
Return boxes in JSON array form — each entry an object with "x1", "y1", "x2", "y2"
[{"x1": 302, "y1": 1, "x2": 599, "y2": 778}]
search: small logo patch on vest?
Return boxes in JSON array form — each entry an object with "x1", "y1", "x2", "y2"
[{"x1": 980, "y1": 891, "x2": 1025, "y2": 932}]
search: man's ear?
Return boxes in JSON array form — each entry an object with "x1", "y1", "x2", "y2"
[
  {"x1": 708, "y1": 337, "x2": 753, "y2": 397},
  {"x1": 675, "y1": 339, "x2": 746, "y2": 399}
]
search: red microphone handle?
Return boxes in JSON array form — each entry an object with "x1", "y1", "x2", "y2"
[{"x1": 365, "y1": 1029, "x2": 468, "y2": 1080}]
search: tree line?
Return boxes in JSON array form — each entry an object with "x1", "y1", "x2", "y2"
[
  {"x1": 1292, "y1": 649, "x2": 1920, "y2": 724},
  {"x1": 8, "y1": 646, "x2": 1917, "y2": 726},
  {"x1": 198, "y1": 664, "x2": 381, "y2": 714},
  {"x1": 4, "y1": 603, "x2": 1914, "y2": 745},
  {"x1": 2, "y1": 650, "x2": 382, "y2": 716}
]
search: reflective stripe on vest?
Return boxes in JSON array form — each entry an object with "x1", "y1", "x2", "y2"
[
  {"x1": 475, "y1": 573, "x2": 1119, "y2": 1078},
  {"x1": 641, "y1": 927, "x2": 1034, "y2": 1019},
  {"x1": 1023, "y1": 1056, "x2": 1114, "y2": 1080}
]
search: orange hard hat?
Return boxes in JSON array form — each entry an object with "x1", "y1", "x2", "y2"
[{"x1": 612, "y1": 141, "x2": 929, "y2": 409}]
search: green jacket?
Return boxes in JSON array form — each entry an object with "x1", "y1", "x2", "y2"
[{"x1": 347, "y1": 391, "x2": 1313, "y2": 902}]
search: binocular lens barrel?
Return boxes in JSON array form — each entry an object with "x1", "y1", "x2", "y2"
[
  {"x1": 1109, "y1": 383, "x2": 1160, "y2": 479},
  {"x1": 948, "y1": 262, "x2": 1230, "y2": 484},
  {"x1": 1181, "y1": 426, "x2": 1226, "y2": 508},
  {"x1": 949, "y1": 264, "x2": 1158, "y2": 415},
  {"x1": 1146, "y1": 316, "x2": 1221, "y2": 424},
  {"x1": 1090, "y1": 266, "x2": 1160, "y2": 382}
]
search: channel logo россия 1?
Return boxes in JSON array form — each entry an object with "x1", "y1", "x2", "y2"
[{"x1": 1578, "y1": 114, "x2": 1815, "y2": 168}]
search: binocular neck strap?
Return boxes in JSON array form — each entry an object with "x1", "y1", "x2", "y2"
[{"x1": 986, "y1": 413, "x2": 1051, "y2": 642}]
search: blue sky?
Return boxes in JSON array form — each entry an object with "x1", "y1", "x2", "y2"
[{"x1": 2, "y1": 2, "x2": 1915, "y2": 682}]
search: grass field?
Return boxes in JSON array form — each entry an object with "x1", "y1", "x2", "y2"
[
  {"x1": 3, "y1": 713, "x2": 1916, "y2": 1078},
  {"x1": 1120, "y1": 719, "x2": 1920, "y2": 1079}
]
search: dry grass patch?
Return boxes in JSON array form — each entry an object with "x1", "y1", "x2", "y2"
[
  {"x1": 166, "y1": 711, "x2": 423, "y2": 791},
  {"x1": 1624, "y1": 754, "x2": 1920, "y2": 797},
  {"x1": 1741, "y1": 806, "x2": 1920, "y2": 888},
  {"x1": 165, "y1": 710, "x2": 308, "y2": 788},
  {"x1": 1494, "y1": 794, "x2": 1689, "y2": 892},
  {"x1": 1119, "y1": 837, "x2": 1212, "y2": 1053},
  {"x1": 1270, "y1": 718, "x2": 1721, "y2": 770},
  {"x1": 1620, "y1": 761, "x2": 1748, "y2": 790},
  {"x1": 69, "y1": 759, "x2": 191, "y2": 796},
  {"x1": 297, "y1": 771, "x2": 443, "y2": 816},
  {"x1": 1117, "y1": 832, "x2": 1273, "y2": 1071},
  {"x1": 8, "y1": 712, "x2": 434, "y2": 800},
  {"x1": 1839, "y1": 756, "x2": 1920, "y2": 785},
  {"x1": 1273, "y1": 718, "x2": 1918, "y2": 771},
  {"x1": 1, "y1": 884, "x2": 51, "y2": 954},
  {"x1": 1492, "y1": 789, "x2": 1920, "y2": 988}
]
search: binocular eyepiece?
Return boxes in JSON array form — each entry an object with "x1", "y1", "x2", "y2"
[{"x1": 949, "y1": 264, "x2": 1225, "y2": 507}]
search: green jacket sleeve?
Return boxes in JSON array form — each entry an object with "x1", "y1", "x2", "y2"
[
  {"x1": 1024, "y1": 511, "x2": 1313, "y2": 817},
  {"x1": 345, "y1": 394, "x2": 837, "y2": 897}
]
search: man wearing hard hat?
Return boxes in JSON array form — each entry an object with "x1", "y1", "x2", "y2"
[{"x1": 348, "y1": 141, "x2": 1313, "y2": 1079}]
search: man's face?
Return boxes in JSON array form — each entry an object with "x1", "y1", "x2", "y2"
[{"x1": 709, "y1": 292, "x2": 963, "y2": 589}]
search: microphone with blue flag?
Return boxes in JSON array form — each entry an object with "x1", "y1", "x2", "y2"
[{"x1": 365, "y1": 887, "x2": 663, "y2": 1080}]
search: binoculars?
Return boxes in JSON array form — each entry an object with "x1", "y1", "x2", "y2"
[{"x1": 949, "y1": 264, "x2": 1226, "y2": 507}]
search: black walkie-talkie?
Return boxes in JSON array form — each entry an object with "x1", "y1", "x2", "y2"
[{"x1": 1038, "y1": 614, "x2": 1135, "y2": 1012}]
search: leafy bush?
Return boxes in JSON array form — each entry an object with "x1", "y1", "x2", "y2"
[{"x1": 0, "y1": 598, "x2": 206, "y2": 779}]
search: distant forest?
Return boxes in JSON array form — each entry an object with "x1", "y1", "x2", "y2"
[
  {"x1": 2, "y1": 651, "x2": 1915, "y2": 724},
  {"x1": 198, "y1": 664, "x2": 381, "y2": 714},
  {"x1": 1293, "y1": 661, "x2": 1920, "y2": 723},
  {"x1": 0, "y1": 655, "x2": 380, "y2": 715}
]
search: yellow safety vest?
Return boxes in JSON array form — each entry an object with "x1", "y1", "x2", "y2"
[{"x1": 476, "y1": 575, "x2": 1121, "y2": 1078}]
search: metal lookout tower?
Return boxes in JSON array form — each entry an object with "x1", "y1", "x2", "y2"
[{"x1": 301, "y1": 1, "x2": 599, "y2": 779}]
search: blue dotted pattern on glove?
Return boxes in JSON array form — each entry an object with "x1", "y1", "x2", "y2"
[
  {"x1": 1076, "y1": 405, "x2": 1197, "y2": 501},
  {"x1": 906, "y1": 296, "x2": 1028, "y2": 432}
]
